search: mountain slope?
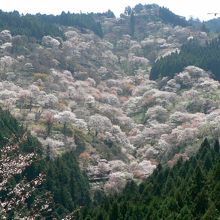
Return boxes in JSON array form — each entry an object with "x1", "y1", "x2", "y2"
[
  {"x1": 1, "y1": 3, "x2": 220, "y2": 219},
  {"x1": 76, "y1": 138, "x2": 220, "y2": 220},
  {"x1": 150, "y1": 36, "x2": 220, "y2": 81},
  {"x1": 0, "y1": 10, "x2": 103, "y2": 39},
  {"x1": 0, "y1": 108, "x2": 90, "y2": 219},
  {"x1": 0, "y1": 3, "x2": 218, "y2": 196}
]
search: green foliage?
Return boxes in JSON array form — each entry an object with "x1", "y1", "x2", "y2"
[
  {"x1": 20, "y1": 132, "x2": 42, "y2": 154},
  {"x1": 159, "y1": 7, "x2": 189, "y2": 27},
  {"x1": 46, "y1": 12, "x2": 103, "y2": 38},
  {"x1": 132, "y1": 4, "x2": 189, "y2": 27},
  {"x1": 0, "y1": 10, "x2": 63, "y2": 39},
  {"x1": 205, "y1": 17, "x2": 220, "y2": 33},
  {"x1": 0, "y1": 108, "x2": 23, "y2": 148},
  {"x1": 129, "y1": 11, "x2": 135, "y2": 37},
  {"x1": 150, "y1": 37, "x2": 220, "y2": 81},
  {"x1": 1, "y1": 109, "x2": 220, "y2": 219},
  {"x1": 77, "y1": 138, "x2": 220, "y2": 220},
  {"x1": 214, "y1": 139, "x2": 220, "y2": 153},
  {"x1": 89, "y1": 10, "x2": 115, "y2": 19},
  {"x1": 202, "y1": 203, "x2": 219, "y2": 220},
  {"x1": 0, "y1": 10, "x2": 103, "y2": 40},
  {"x1": 0, "y1": 108, "x2": 90, "y2": 219},
  {"x1": 44, "y1": 152, "x2": 90, "y2": 212}
]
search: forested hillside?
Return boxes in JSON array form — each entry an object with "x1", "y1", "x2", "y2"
[
  {"x1": 1, "y1": 2, "x2": 220, "y2": 219},
  {"x1": 0, "y1": 10, "x2": 103, "y2": 39},
  {"x1": 128, "y1": 4, "x2": 189, "y2": 28},
  {"x1": 158, "y1": 7, "x2": 189, "y2": 27},
  {"x1": 0, "y1": 108, "x2": 90, "y2": 219},
  {"x1": 1, "y1": 108, "x2": 220, "y2": 219},
  {"x1": 150, "y1": 37, "x2": 220, "y2": 80},
  {"x1": 76, "y1": 139, "x2": 220, "y2": 220},
  {"x1": 205, "y1": 17, "x2": 220, "y2": 33}
]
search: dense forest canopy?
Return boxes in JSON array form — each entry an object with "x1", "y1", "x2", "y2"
[
  {"x1": 205, "y1": 17, "x2": 220, "y2": 33},
  {"x1": 159, "y1": 7, "x2": 189, "y2": 27},
  {"x1": 1, "y1": 3, "x2": 220, "y2": 219},
  {"x1": 150, "y1": 37, "x2": 220, "y2": 81},
  {"x1": 0, "y1": 10, "x2": 103, "y2": 39},
  {"x1": 0, "y1": 108, "x2": 90, "y2": 219},
  {"x1": 89, "y1": 10, "x2": 116, "y2": 19},
  {"x1": 131, "y1": 4, "x2": 189, "y2": 27},
  {"x1": 76, "y1": 138, "x2": 220, "y2": 220}
]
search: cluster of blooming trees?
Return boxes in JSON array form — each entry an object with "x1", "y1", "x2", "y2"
[{"x1": 0, "y1": 22, "x2": 218, "y2": 194}]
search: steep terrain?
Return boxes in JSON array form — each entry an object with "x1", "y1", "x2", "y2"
[
  {"x1": 150, "y1": 36, "x2": 220, "y2": 80},
  {"x1": 76, "y1": 138, "x2": 220, "y2": 220},
  {"x1": 1, "y1": 2, "x2": 220, "y2": 219},
  {"x1": 0, "y1": 108, "x2": 90, "y2": 219},
  {"x1": 0, "y1": 3, "x2": 219, "y2": 195}
]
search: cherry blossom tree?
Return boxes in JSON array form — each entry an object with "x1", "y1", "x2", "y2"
[
  {"x1": 88, "y1": 114, "x2": 112, "y2": 136},
  {"x1": 55, "y1": 111, "x2": 76, "y2": 137}
]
